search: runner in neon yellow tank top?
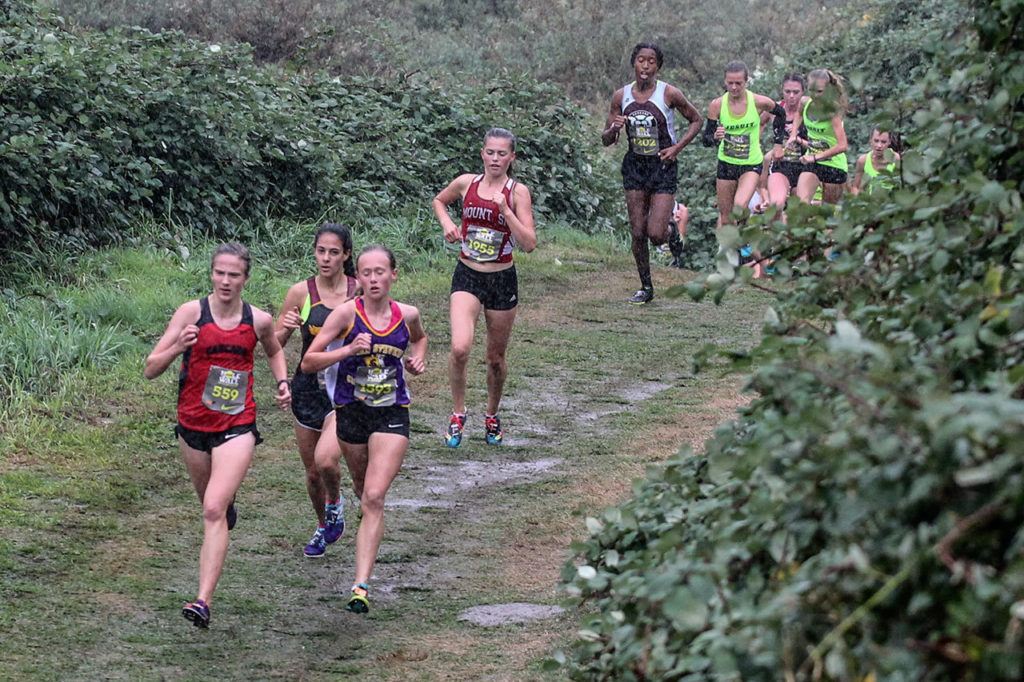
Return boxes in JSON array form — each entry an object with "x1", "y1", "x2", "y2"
[
  {"x1": 851, "y1": 127, "x2": 902, "y2": 195},
  {"x1": 702, "y1": 61, "x2": 786, "y2": 232},
  {"x1": 790, "y1": 68, "x2": 850, "y2": 205}
]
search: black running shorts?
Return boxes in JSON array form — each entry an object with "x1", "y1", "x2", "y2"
[
  {"x1": 291, "y1": 387, "x2": 333, "y2": 431},
  {"x1": 803, "y1": 162, "x2": 848, "y2": 185},
  {"x1": 175, "y1": 423, "x2": 262, "y2": 453},
  {"x1": 451, "y1": 260, "x2": 518, "y2": 311},
  {"x1": 621, "y1": 153, "x2": 677, "y2": 194},
  {"x1": 769, "y1": 160, "x2": 802, "y2": 189},
  {"x1": 335, "y1": 403, "x2": 410, "y2": 444},
  {"x1": 717, "y1": 160, "x2": 763, "y2": 182}
]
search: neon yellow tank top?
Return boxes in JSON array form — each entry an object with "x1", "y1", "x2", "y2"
[
  {"x1": 864, "y1": 153, "x2": 897, "y2": 193},
  {"x1": 802, "y1": 99, "x2": 847, "y2": 172},
  {"x1": 717, "y1": 91, "x2": 763, "y2": 166}
]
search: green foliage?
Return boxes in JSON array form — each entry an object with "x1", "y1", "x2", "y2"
[
  {"x1": 562, "y1": 0, "x2": 1024, "y2": 679},
  {"x1": 0, "y1": 2, "x2": 617, "y2": 262},
  {"x1": 50, "y1": 0, "x2": 850, "y2": 101}
]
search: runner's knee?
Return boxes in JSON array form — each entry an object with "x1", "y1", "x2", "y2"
[
  {"x1": 202, "y1": 499, "x2": 229, "y2": 524},
  {"x1": 450, "y1": 343, "x2": 472, "y2": 365},
  {"x1": 360, "y1": 489, "x2": 386, "y2": 515}
]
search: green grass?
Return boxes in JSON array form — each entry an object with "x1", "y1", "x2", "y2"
[{"x1": 0, "y1": 221, "x2": 768, "y2": 679}]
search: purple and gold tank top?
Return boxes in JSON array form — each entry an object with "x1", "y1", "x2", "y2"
[{"x1": 329, "y1": 298, "x2": 410, "y2": 408}]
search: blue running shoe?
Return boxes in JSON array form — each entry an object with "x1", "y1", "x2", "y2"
[
  {"x1": 323, "y1": 502, "x2": 345, "y2": 544},
  {"x1": 485, "y1": 414, "x2": 504, "y2": 446},
  {"x1": 304, "y1": 526, "x2": 327, "y2": 558},
  {"x1": 445, "y1": 413, "x2": 466, "y2": 448},
  {"x1": 739, "y1": 244, "x2": 753, "y2": 259},
  {"x1": 182, "y1": 599, "x2": 210, "y2": 628}
]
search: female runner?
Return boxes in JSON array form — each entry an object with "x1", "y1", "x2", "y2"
[
  {"x1": 763, "y1": 72, "x2": 807, "y2": 215},
  {"x1": 603, "y1": 42, "x2": 701, "y2": 304},
  {"x1": 144, "y1": 243, "x2": 291, "y2": 628},
  {"x1": 702, "y1": 60, "x2": 786, "y2": 231},
  {"x1": 791, "y1": 68, "x2": 849, "y2": 205},
  {"x1": 850, "y1": 127, "x2": 901, "y2": 195},
  {"x1": 301, "y1": 245, "x2": 428, "y2": 614},
  {"x1": 275, "y1": 223, "x2": 358, "y2": 558},
  {"x1": 432, "y1": 127, "x2": 536, "y2": 447}
]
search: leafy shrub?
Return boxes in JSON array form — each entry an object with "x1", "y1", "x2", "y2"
[
  {"x1": 561, "y1": 0, "x2": 1024, "y2": 679},
  {"x1": 51, "y1": 0, "x2": 851, "y2": 101},
  {"x1": 0, "y1": 2, "x2": 618, "y2": 263}
]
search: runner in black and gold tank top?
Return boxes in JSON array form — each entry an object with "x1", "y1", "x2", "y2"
[
  {"x1": 275, "y1": 223, "x2": 358, "y2": 558},
  {"x1": 603, "y1": 42, "x2": 702, "y2": 304},
  {"x1": 763, "y1": 72, "x2": 808, "y2": 217}
]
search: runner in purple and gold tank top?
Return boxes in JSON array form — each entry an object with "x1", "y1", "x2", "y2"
[
  {"x1": 276, "y1": 223, "x2": 358, "y2": 558},
  {"x1": 302, "y1": 245, "x2": 428, "y2": 616}
]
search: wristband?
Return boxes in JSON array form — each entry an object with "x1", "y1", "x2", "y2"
[{"x1": 277, "y1": 379, "x2": 290, "y2": 387}]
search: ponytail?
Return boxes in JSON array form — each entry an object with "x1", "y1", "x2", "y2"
[{"x1": 808, "y1": 68, "x2": 848, "y2": 114}]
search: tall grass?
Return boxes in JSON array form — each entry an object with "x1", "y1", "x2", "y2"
[
  {"x1": 0, "y1": 299, "x2": 131, "y2": 425},
  {"x1": 0, "y1": 213, "x2": 522, "y2": 427}
]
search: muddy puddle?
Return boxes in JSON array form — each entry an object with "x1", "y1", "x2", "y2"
[{"x1": 458, "y1": 602, "x2": 566, "y2": 627}]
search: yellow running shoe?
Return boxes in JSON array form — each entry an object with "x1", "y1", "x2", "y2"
[{"x1": 346, "y1": 583, "x2": 369, "y2": 614}]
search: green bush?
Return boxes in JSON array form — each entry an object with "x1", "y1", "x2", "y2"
[
  {"x1": 561, "y1": 0, "x2": 1024, "y2": 679},
  {"x1": 0, "y1": 2, "x2": 618, "y2": 262}
]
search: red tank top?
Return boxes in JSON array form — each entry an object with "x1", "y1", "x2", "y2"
[
  {"x1": 177, "y1": 297, "x2": 258, "y2": 432},
  {"x1": 460, "y1": 175, "x2": 516, "y2": 265}
]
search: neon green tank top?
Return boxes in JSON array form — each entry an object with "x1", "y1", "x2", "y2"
[
  {"x1": 864, "y1": 153, "x2": 897, "y2": 193},
  {"x1": 802, "y1": 99, "x2": 847, "y2": 172},
  {"x1": 717, "y1": 91, "x2": 763, "y2": 166}
]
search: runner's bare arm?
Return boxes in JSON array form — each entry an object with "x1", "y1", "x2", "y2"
[
  {"x1": 255, "y1": 308, "x2": 291, "y2": 408},
  {"x1": 669, "y1": 86, "x2": 703, "y2": 149},
  {"x1": 274, "y1": 281, "x2": 307, "y2": 347},
  {"x1": 144, "y1": 300, "x2": 201, "y2": 380},
  {"x1": 850, "y1": 154, "x2": 867, "y2": 195},
  {"x1": 400, "y1": 304, "x2": 428, "y2": 375},
  {"x1": 602, "y1": 89, "x2": 626, "y2": 147},
  {"x1": 433, "y1": 174, "x2": 474, "y2": 243},
  {"x1": 300, "y1": 302, "x2": 357, "y2": 373},
  {"x1": 495, "y1": 183, "x2": 536, "y2": 252}
]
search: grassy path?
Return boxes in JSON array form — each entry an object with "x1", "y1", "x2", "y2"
[{"x1": 0, "y1": 234, "x2": 767, "y2": 680}]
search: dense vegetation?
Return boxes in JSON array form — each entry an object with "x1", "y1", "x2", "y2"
[
  {"x1": 0, "y1": 1, "x2": 616, "y2": 263},
  {"x1": 562, "y1": 0, "x2": 1024, "y2": 679},
  {"x1": 50, "y1": 0, "x2": 850, "y2": 102}
]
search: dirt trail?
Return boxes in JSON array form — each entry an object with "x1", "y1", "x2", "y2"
[{"x1": 55, "y1": 256, "x2": 766, "y2": 681}]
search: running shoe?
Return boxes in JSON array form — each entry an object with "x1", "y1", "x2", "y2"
[
  {"x1": 627, "y1": 287, "x2": 654, "y2": 305},
  {"x1": 445, "y1": 412, "x2": 466, "y2": 448},
  {"x1": 182, "y1": 599, "x2": 210, "y2": 628},
  {"x1": 323, "y1": 502, "x2": 345, "y2": 544},
  {"x1": 226, "y1": 500, "x2": 237, "y2": 531},
  {"x1": 346, "y1": 583, "x2": 370, "y2": 614},
  {"x1": 484, "y1": 414, "x2": 504, "y2": 446},
  {"x1": 304, "y1": 526, "x2": 327, "y2": 558}
]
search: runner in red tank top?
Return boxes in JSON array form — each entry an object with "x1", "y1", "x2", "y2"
[
  {"x1": 145, "y1": 243, "x2": 291, "y2": 629},
  {"x1": 432, "y1": 128, "x2": 537, "y2": 447}
]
